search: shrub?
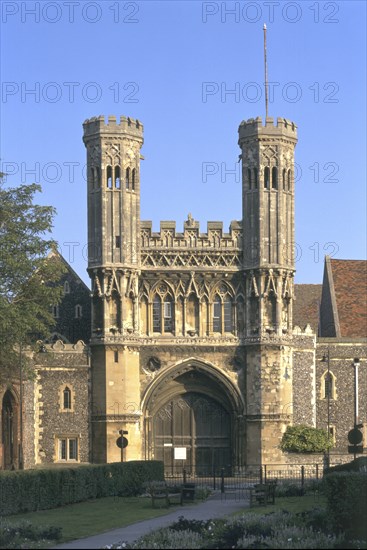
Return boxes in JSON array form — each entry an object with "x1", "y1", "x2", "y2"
[
  {"x1": 194, "y1": 486, "x2": 211, "y2": 500},
  {"x1": 169, "y1": 516, "x2": 214, "y2": 534},
  {"x1": 281, "y1": 425, "x2": 333, "y2": 453},
  {"x1": 325, "y1": 456, "x2": 367, "y2": 474},
  {"x1": 0, "y1": 520, "x2": 62, "y2": 549},
  {"x1": 275, "y1": 482, "x2": 305, "y2": 497},
  {"x1": 104, "y1": 510, "x2": 361, "y2": 549},
  {"x1": 322, "y1": 472, "x2": 367, "y2": 541},
  {"x1": 0, "y1": 460, "x2": 164, "y2": 516},
  {"x1": 128, "y1": 528, "x2": 204, "y2": 549},
  {"x1": 270, "y1": 525, "x2": 343, "y2": 549},
  {"x1": 295, "y1": 506, "x2": 333, "y2": 532}
]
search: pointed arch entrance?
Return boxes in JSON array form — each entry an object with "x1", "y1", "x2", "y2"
[
  {"x1": 142, "y1": 359, "x2": 244, "y2": 475},
  {"x1": 1, "y1": 390, "x2": 19, "y2": 470}
]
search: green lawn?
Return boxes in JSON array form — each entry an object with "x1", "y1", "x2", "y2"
[
  {"x1": 4, "y1": 493, "x2": 326, "y2": 548},
  {"x1": 4, "y1": 496, "x2": 182, "y2": 546}
]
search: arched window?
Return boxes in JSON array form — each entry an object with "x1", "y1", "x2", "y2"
[
  {"x1": 272, "y1": 167, "x2": 278, "y2": 189},
  {"x1": 153, "y1": 295, "x2": 161, "y2": 332},
  {"x1": 75, "y1": 305, "x2": 82, "y2": 319},
  {"x1": 224, "y1": 296, "x2": 233, "y2": 332},
  {"x1": 115, "y1": 166, "x2": 121, "y2": 189},
  {"x1": 287, "y1": 169, "x2": 292, "y2": 191},
  {"x1": 164, "y1": 297, "x2": 174, "y2": 333},
  {"x1": 264, "y1": 167, "x2": 270, "y2": 189},
  {"x1": 282, "y1": 168, "x2": 286, "y2": 190},
  {"x1": 152, "y1": 293, "x2": 175, "y2": 334},
  {"x1": 321, "y1": 370, "x2": 336, "y2": 400},
  {"x1": 132, "y1": 168, "x2": 136, "y2": 191},
  {"x1": 63, "y1": 387, "x2": 71, "y2": 410},
  {"x1": 126, "y1": 167, "x2": 130, "y2": 190},
  {"x1": 324, "y1": 372, "x2": 334, "y2": 399},
  {"x1": 213, "y1": 296, "x2": 222, "y2": 332},
  {"x1": 253, "y1": 167, "x2": 258, "y2": 189},
  {"x1": 106, "y1": 166, "x2": 112, "y2": 189},
  {"x1": 247, "y1": 168, "x2": 252, "y2": 190},
  {"x1": 63, "y1": 281, "x2": 70, "y2": 294}
]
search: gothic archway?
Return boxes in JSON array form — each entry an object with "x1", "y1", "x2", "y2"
[
  {"x1": 1, "y1": 390, "x2": 19, "y2": 470},
  {"x1": 142, "y1": 359, "x2": 244, "y2": 475}
]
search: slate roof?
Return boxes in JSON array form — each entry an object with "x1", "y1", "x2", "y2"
[{"x1": 293, "y1": 284, "x2": 322, "y2": 333}]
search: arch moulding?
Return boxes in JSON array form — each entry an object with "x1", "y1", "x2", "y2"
[{"x1": 141, "y1": 357, "x2": 245, "y2": 418}]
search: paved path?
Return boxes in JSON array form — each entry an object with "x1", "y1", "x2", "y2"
[{"x1": 53, "y1": 492, "x2": 249, "y2": 549}]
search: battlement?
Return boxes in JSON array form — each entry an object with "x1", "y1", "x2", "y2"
[
  {"x1": 238, "y1": 116, "x2": 297, "y2": 143},
  {"x1": 141, "y1": 217, "x2": 242, "y2": 250},
  {"x1": 83, "y1": 115, "x2": 144, "y2": 140}
]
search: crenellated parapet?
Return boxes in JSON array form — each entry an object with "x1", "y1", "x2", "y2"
[
  {"x1": 140, "y1": 217, "x2": 242, "y2": 269},
  {"x1": 83, "y1": 115, "x2": 143, "y2": 141},
  {"x1": 238, "y1": 116, "x2": 297, "y2": 144},
  {"x1": 32, "y1": 340, "x2": 90, "y2": 368},
  {"x1": 141, "y1": 217, "x2": 242, "y2": 250}
]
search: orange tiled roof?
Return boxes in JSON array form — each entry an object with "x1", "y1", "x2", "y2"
[{"x1": 330, "y1": 259, "x2": 367, "y2": 338}]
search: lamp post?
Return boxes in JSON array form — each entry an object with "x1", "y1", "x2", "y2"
[
  {"x1": 321, "y1": 349, "x2": 331, "y2": 469},
  {"x1": 353, "y1": 358, "x2": 360, "y2": 427},
  {"x1": 353, "y1": 358, "x2": 360, "y2": 461},
  {"x1": 18, "y1": 341, "x2": 24, "y2": 470}
]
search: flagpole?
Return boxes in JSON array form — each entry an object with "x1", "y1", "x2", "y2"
[{"x1": 263, "y1": 23, "x2": 269, "y2": 120}]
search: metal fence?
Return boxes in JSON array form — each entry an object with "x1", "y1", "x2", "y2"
[{"x1": 164, "y1": 463, "x2": 324, "y2": 498}]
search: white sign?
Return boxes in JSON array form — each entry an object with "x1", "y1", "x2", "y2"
[{"x1": 174, "y1": 447, "x2": 187, "y2": 460}]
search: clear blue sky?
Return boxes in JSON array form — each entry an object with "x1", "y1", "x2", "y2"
[{"x1": 1, "y1": 0, "x2": 366, "y2": 284}]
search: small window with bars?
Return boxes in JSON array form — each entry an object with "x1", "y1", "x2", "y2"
[
  {"x1": 213, "y1": 298, "x2": 221, "y2": 332},
  {"x1": 58, "y1": 437, "x2": 78, "y2": 461},
  {"x1": 153, "y1": 296, "x2": 161, "y2": 332},
  {"x1": 52, "y1": 305, "x2": 59, "y2": 319},
  {"x1": 164, "y1": 300, "x2": 174, "y2": 332},
  {"x1": 75, "y1": 305, "x2": 82, "y2": 319},
  {"x1": 224, "y1": 298, "x2": 233, "y2": 332}
]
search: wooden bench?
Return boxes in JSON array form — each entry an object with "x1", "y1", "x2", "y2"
[
  {"x1": 265, "y1": 479, "x2": 277, "y2": 505},
  {"x1": 249, "y1": 479, "x2": 277, "y2": 507},
  {"x1": 250, "y1": 484, "x2": 268, "y2": 506},
  {"x1": 150, "y1": 484, "x2": 182, "y2": 508}
]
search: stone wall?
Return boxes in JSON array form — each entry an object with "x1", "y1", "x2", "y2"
[
  {"x1": 53, "y1": 272, "x2": 91, "y2": 345},
  {"x1": 316, "y1": 339, "x2": 367, "y2": 453},
  {"x1": 292, "y1": 333, "x2": 316, "y2": 427},
  {"x1": 32, "y1": 341, "x2": 90, "y2": 466}
]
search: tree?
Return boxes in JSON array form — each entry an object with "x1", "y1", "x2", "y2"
[
  {"x1": 0, "y1": 178, "x2": 65, "y2": 381},
  {"x1": 280, "y1": 425, "x2": 334, "y2": 453}
]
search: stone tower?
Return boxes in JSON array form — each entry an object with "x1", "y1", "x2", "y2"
[
  {"x1": 83, "y1": 115, "x2": 144, "y2": 462},
  {"x1": 83, "y1": 112, "x2": 299, "y2": 468},
  {"x1": 238, "y1": 116, "x2": 298, "y2": 464}
]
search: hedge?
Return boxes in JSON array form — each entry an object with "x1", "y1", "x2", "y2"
[
  {"x1": 0, "y1": 460, "x2": 164, "y2": 516},
  {"x1": 324, "y1": 455, "x2": 367, "y2": 474},
  {"x1": 322, "y1": 471, "x2": 367, "y2": 540}
]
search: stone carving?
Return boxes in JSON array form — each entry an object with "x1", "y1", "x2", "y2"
[{"x1": 146, "y1": 356, "x2": 161, "y2": 372}]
